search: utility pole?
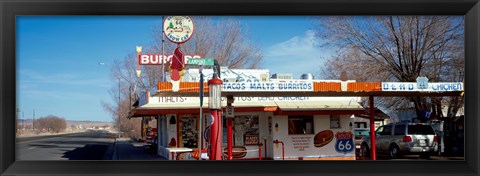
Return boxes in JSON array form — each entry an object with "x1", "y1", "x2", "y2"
[
  {"x1": 33, "y1": 109, "x2": 35, "y2": 133},
  {"x1": 118, "y1": 78, "x2": 121, "y2": 138},
  {"x1": 162, "y1": 15, "x2": 165, "y2": 81},
  {"x1": 16, "y1": 107, "x2": 20, "y2": 133}
]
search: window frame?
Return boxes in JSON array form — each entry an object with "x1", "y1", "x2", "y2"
[{"x1": 288, "y1": 115, "x2": 314, "y2": 135}]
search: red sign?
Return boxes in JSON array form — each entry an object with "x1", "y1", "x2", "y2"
[
  {"x1": 335, "y1": 131, "x2": 353, "y2": 139},
  {"x1": 139, "y1": 54, "x2": 202, "y2": 65},
  {"x1": 244, "y1": 135, "x2": 259, "y2": 145}
]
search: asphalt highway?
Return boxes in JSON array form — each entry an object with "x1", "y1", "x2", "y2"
[{"x1": 16, "y1": 130, "x2": 116, "y2": 160}]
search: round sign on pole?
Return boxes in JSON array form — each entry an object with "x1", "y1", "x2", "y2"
[{"x1": 163, "y1": 16, "x2": 194, "y2": 44}]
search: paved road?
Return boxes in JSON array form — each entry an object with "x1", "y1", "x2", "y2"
[
  {"x1": 16, "y1": 130, "x2": 116, "y2": 160},
  {"x1": 357, "y1": 154, "x2": 464, "y2": 160}
]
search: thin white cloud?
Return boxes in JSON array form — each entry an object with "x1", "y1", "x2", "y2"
[
  {"x1": 19, "y1": 69, "x2": 111, "y2": 88},
  {"x1": 263, "y1": 30, "x2": 329, "y2": 79},
  {"x1": 19, "y1": 89, "x2": 101, "y2": 101}
]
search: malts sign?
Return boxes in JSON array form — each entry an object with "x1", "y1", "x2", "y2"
[{"x1": 139, "y1": 54, "x2": 202, "y2": 65}]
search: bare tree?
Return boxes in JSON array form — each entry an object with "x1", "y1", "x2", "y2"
[
  {"x1": 150, "y1": 16, "x2": 263, "y2": 70},
  {"x1": 34, "y1": 115, "x2": 67, "y2": 133},
  {"x1": 315, "y1": 16, "x2": 464, "y2": 121},
  {"x1": 102, "y1": 16, "x2": 263, "y2": 138}
]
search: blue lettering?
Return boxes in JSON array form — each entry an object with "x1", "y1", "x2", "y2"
[
  {"x1": 223, "y1": 83, "x2": 245, "y2": 90},
  {"x1": 431, "y1": 83, "x2": 462, "y2": 91},
  {"x1": 181, "y1": 34, "x2": 189, "y2": 41},
  {"x1": 383, "y1": 83, "x2": 389, "y2": 90},
  {"x1": 408, "y1": 84, "x2": 414, "y2": 90}
]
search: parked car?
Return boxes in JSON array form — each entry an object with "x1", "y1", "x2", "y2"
[
  {"x1": 354, "y1": 128, "x2": 370, "y2": 157},
  {"x1": 361, "y1": 122, "x2": 438, "y2": 159},
  {"x1": 354, "y1": 128, "x2": 370, "y2": 150}
]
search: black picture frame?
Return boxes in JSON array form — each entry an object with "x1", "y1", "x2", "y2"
[{"x1": 1, "y1": 0, "x2": 479, "y2": 176}]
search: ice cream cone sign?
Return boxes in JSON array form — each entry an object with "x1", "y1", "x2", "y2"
[
  {"x1": 162, "y1": 16, "x2": 194, "y2": 92},
  {"x1": 170, "y1": 45, "x2": 185, "y2": 92}
]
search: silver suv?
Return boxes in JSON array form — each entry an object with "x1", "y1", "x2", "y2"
[{"x1": 361, "y1": 122, "x2": 438, "y2": 159}]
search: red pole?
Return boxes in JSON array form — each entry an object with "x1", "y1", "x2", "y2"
[
  {"x1": 369, "y1": 96, "x2": 376, "y2": 160},
  {"x1": 209, "y1": 110, "x2": 223, "y2": 160},
  {"x1": 259, "y1": 144, "x2": 262, "y2": 160},
  {"x1": 281, "y1": 141, "x2": 285, "y2": 160},
  {"x1": 227, "y1": 116, "x2": 233, "y2": 160},
  {"x1": 226, "y1": 96, "x2": 234, "y2": 160}
]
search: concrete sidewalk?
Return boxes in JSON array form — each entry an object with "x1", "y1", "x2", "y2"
[{"x1": 103, "y1": 138, "x2": 167, "y2": 160}]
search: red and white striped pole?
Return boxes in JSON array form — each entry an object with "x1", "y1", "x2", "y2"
[{"x1": 136, "y1": 46, "x2": 142, "y2": 78}]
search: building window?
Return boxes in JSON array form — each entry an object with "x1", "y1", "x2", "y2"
[
  {"x1": 381, "y1": 125, "x2": 393, "y2": 135},
  {"x1": 288, "y1": 116, "x2": 314, "y2": 135},
  {"x1": 330, "y1": 115, "x2": 341, "y2": 129},
  {"x1": 178, "y1": 115, "x2": 198, "y2": 148},
  {"x1": 228, "y1": 115, "x2": 260, "y2": 146},
  {"x1": 355, "y1": 122, "x2": 367, "y2": 129}
]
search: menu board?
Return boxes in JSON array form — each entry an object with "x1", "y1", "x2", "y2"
[{"x1": 180, "y1": 116, "x2": 198, "y2": 148}]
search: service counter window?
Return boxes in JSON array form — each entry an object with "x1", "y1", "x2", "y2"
[
  {"x1": 288, "y1": 116, "x2": 314, "y2": 135},
  {"x1": 178, "y1": 115, "x2": 198, "y2": 148},
  {"x1": 231, "y1": 115, "x2": 259, "y2": 146}
]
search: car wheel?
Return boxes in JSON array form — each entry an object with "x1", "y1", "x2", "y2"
[
  {"x1": 389, "y1": 145, "x2": 400, "y2": 159},
  {"x1": 361, "y1": 143, "x2": 370, "y2": 157}
]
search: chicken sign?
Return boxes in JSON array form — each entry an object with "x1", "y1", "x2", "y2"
[{"x1": 163, "y1": 16, "x2": 195, "y2": 92}]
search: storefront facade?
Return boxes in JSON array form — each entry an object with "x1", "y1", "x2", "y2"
[
  {"x1": 133, "y1": 93, "x2": 364, "y2": 160},
  {"x1": 130, "y1": 67, "x2": 464, "y2": 160}
]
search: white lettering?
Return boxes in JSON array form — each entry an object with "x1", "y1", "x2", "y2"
[
  {"x1": 141, "y1": 55, "x2": 150, "y2": 64},
  {"x1": 139, "y1": 54, "x2": 202, "y2": 65}
]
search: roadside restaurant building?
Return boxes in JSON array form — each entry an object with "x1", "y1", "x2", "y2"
[{"x1": 129, "y1": 68, "x2": 464, "y2": 160}]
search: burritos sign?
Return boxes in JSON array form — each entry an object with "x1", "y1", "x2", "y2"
[{"x1": 222, "y1": 81, "x2": 313, "y2": 92}]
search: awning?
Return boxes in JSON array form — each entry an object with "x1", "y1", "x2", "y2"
[
  {"x1": 275, "y1": 101, "x2": 363, "y2": 111},
  {"x1": 129, "y1": 101, "x2": 278, "y2": 118},
  {"x1": 273, "y1": 101, "x2": 366, "y2": 115},
  {"x1": 130, "y1": 100, "x2": 366, "y2": 117}
]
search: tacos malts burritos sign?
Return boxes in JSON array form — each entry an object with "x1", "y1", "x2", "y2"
[{"x1": 163, "y1": 16, "x2": 194, "y2": 43}]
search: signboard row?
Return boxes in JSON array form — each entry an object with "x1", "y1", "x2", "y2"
[
  {"x1": 222, "y1": 82, "x2": 313, "y2": 92},
  {"x1": 220, "y1": 82, "x2": 463, "y2": 92},
  {"x1": 139, "y1": 54, "x2": 214, "y2": 66},
  {"x1": 381, "y1": 82, "x2": 463, "y2": 92}
]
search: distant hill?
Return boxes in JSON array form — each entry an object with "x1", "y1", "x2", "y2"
[{"x1": 18, "y1": 119, "x2": 114, "y2": 130}]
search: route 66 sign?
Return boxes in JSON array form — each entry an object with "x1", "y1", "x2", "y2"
[
  {"x1": 334, "y1": 131, "x2": 354, "y2": 154},
  {"x1": 416, "y1": 77, "x2": 429, "y2": 89}
]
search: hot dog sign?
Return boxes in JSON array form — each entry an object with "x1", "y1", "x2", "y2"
[{"x1": 334, "y1": 131, "x2": 354, "y2": 154}]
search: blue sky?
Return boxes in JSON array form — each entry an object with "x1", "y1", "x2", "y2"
[{"x1": 17, "y1": 16, "x2": 329, "y2": 122}]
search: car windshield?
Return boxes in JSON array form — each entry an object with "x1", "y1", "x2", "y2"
[
  {"x1": 354, "y1": 130, "x2": 370, "y2": 136},
  {"x1": 407, "y1": 125, "x2": 435, "y2": 135}
]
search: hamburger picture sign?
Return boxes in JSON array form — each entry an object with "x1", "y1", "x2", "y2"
[{"x1": 164, "y1": 16, "x2": 194, "y2": 43}]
